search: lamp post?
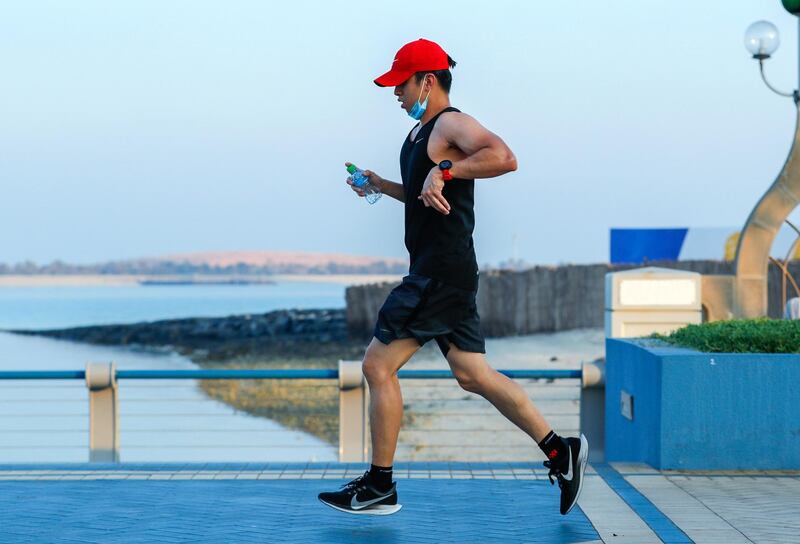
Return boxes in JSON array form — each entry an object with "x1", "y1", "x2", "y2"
[
  {"x1": 744, "y1": 20, "x2": 797, "y2": 100},
  {"x1": 702, "y1": 3, "x2": 800, "y2": 320}
]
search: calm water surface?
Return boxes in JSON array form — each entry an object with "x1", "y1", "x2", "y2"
[{"x1": 0, "y1": 281, "x2": 349, "y2": 463}]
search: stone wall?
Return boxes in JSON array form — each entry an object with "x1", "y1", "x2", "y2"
[{"x1": 345, "y1": 260, "x2": 800, "y2": 338}]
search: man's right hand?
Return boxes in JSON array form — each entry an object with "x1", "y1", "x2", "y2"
[{"x1": 345, "y1": 161, "x2": 383, "y2": 198}]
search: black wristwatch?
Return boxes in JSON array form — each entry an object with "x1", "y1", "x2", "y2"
[{"x1": 438, "y1": 160, "x2": 453, "y2": 181}]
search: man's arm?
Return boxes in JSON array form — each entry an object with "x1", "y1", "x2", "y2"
[
  {"x1": 416, "y1": 113, "x2": 517, "y2": 214},
  {"x1": 362, "y1": 170, "x2": 405, "y2": 203},
  {"x1": 437, "y1": 113, "x2": 518, "y2": 179}
]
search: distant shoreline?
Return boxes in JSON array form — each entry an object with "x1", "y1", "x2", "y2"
[{"x1": 0, "y1": 273, "x2": 403, "y2": 288}]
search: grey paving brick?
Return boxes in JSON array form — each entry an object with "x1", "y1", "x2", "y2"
[{"x1": 668, "y1": 475, "x2": 800, "y2": 544}]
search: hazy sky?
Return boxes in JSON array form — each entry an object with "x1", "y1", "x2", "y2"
[{"x1": 2, "y1": 0, "x2": 800, "y2": 267}]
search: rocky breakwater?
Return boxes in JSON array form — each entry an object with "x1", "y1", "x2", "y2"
[{"x1": 9, "y1": 308, "x2": 352, "y2": 358}]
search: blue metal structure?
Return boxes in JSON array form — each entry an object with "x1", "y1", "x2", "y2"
[{"x1": 0, "y1": 369, "x2": 582, "y2": 381}]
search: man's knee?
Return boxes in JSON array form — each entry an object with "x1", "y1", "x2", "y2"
[
  {"x1": 362, "y1": 355, "x2": 392, "y2": 384},
  {"x1": 447, "y1": 345, "x2": 494, "y2": 393},
  {"x1": 454, "y1": 370, "x2": 489, "y2": 393},
  {"x1": 362, "y1": 337, "x2": 417, "y2": 384}
]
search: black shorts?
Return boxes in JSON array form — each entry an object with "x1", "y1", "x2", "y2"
[{"x1": 373, "y1": 273, "x2": 485, "y2": 357}]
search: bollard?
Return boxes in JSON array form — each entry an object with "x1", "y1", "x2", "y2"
[
  {"x1": 338, "y1": 360, "x2": 369, "y2": 462},
  {"x1": 580, "y1": 359, "x2": 605, "y2": 463},
  {"x1": 85, "y1": 362, "x2": 120, "y2": 462}
]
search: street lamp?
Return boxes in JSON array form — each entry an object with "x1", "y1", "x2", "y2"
[
  {"x1": 703, "y1": 3, "x2": 800, "y2": 321},
  {"x1": 745, "y1": 21, "x2": 780, "y2": 59},
  {"x1": 744, "y1": 20, "x2": 796, "y2": 100}
]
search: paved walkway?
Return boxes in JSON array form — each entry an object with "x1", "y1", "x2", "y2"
[{"x1": 0, "y1": 462, "x2": 797, "y2": 543}]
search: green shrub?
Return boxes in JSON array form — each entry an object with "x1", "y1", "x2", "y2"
[{"x1": 649, "y1": 318, "x2": 800, "y2": 353}]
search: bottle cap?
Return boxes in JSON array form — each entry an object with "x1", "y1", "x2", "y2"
[{"x1": 346, "y1": 164, "x2": 358, "y2": 174}]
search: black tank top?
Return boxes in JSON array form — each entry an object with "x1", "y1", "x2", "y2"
[{"x1": 399, "y1": 106, "x2": 479, "y2": 291}]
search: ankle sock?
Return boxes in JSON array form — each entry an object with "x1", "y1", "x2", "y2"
[
  {"x1": 538, "y1": 430, "x2": 569, "y2": 470},
  {"x1": 367, "y1": 463, "x2": 393, "y2": 491}
]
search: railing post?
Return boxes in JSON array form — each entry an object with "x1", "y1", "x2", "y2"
[
  {"x1": 580, "y1": 359, "x2": 605, "y2": 463},
  {"x1": 85, "y1": 362, "x2": 120, "y2": 463},
  {"x1": 338, "y1": 359, "x2": 369, "y2": 462}
]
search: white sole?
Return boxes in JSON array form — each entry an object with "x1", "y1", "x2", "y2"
[
  {"x1": 319, "y1": 498, "x2": 403, "y2": 516},
  {"x1": 564, "y1": 433, "x2": 589, "y2": 515}
]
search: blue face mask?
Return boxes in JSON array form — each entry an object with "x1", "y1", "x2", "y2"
[{"x1": 407, "y1": 77, "x2": 432, "y2": 121}]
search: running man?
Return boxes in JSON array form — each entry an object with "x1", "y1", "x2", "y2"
[{"x1": 318, "y1": 38, "x2": 588, "y2": 516}]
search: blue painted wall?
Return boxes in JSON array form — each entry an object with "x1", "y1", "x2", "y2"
[
  {"x1": 605, "y1": 339, "x2": 664, "y2": 466},
  {"x1": 605, "y1": 338, "x2": 800, "y2": 469},
  {"x1": 610, "y1": 228, "x2": 688, "y2": 264}
]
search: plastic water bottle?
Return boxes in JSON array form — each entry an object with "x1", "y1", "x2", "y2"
[{"x1": 346, "y1": 164, "x2": 382, "y2": 204}]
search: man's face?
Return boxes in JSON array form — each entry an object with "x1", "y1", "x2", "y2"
[{"x1": 394, "y1": 76, "x2": 426, "y2": 113}]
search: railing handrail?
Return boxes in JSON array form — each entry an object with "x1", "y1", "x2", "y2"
[
  {"x1": 0, "y1": 361, "x2": 604, "y2": 463},
  {"x1": 0, "y1": 368, "x2": 581, "y2": 380}
]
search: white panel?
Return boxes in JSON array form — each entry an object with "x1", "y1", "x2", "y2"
[
  {"x1": 619, "y1": 279, "x2": 697, "y2": 307},
  {"x1": 606, "y1": 310, "x2": 702, "y2": 338}
]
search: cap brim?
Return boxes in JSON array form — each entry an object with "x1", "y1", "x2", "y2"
[{"x1": 373, "y1": 69, "x2": 414, "y2": 87}]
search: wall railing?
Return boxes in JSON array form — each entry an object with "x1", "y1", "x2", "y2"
[{"x1": 0, "y1": 361, "x2": 605, "y2": 463}]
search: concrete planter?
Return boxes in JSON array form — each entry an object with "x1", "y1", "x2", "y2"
[{"x1": 605, "y1": 338, "x2": 800, "y2": 470}]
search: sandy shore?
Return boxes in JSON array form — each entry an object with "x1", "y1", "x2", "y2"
[{"x1": 0, "y1": 273, "x2": 403, "y2": 288}]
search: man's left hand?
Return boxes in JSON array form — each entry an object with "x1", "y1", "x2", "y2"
[{"x1": 418, "y1": 166, "x2": 450, "y2": 215}]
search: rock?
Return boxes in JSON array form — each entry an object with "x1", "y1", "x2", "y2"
[{"x1": 10, "y1": 308, "x2": 350, "y2": 351}]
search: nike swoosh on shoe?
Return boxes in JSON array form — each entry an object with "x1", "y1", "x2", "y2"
[
  {"x1": 561, "y1": 445, "x2": 574, "y2": 481},
  {"x1": 350, "y1": 493, "x2": 391, "y2": 509}
]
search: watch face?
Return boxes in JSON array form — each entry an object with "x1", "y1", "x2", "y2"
[{"x1": 439, "y1": 160, "x2": 452, "y2": 170}]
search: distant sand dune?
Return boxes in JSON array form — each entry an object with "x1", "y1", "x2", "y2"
[{"x1": 0, "y1": 273, "x2": 403, "y2": 288}]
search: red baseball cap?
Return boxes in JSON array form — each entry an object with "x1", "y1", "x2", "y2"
[{"x1": 374, "y1": 38, "x2": 450, "y2": 87}]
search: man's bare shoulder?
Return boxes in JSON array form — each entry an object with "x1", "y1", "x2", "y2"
[
  {"x1": 433, "y1": 111, "x2": 483, "y2": 140},
  {"x1": 437, "y1": 110, "x2": 478, "y2": 127}
]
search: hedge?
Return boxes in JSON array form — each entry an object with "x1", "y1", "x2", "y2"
[{"x1": 649, "y1": 318, "x2": 800, "y2": 354}]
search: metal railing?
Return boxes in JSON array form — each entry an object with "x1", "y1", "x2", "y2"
[{"x1": 0, "y1": 360, "x2": 605, "y2": 463}]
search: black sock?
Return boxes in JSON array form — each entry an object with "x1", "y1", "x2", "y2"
[
  {"x1": 538, "y1": 430, "x2": 568, "y2": 469},
  {"x1": 367, "y1": 464, "x2": 393, "y2": 491}
]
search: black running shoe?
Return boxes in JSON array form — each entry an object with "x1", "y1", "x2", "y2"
[
  {"x1": 318, "y1": 470, "x2": 402, "y2": 516},
  {"x1": 544, "y1": 433, "x2": 588, "y2": 515}
]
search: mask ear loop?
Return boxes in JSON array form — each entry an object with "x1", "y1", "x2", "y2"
[{"x1": 418, "y1": 73, "x2": 433, "y2": 104}]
